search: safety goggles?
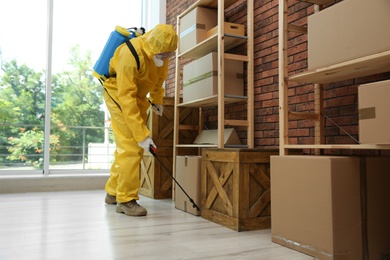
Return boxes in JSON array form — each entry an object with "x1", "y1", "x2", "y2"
[{"x1": 155, "y1": 52, "x2": 175, "y2": 59}]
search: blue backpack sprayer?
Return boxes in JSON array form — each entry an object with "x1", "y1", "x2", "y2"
[
  {"x1": 92, "y1": 25, "x2": 145, "y2": 83},
  {"x1": 93, "y1": 26, "x2": 200, "y2": 212}
]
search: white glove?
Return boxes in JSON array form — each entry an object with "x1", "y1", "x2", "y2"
[
  {"x1": 138, "y1": 137, "x2": 156, "y2": 152},
  {"x1": 151, "y1": 104, "x2": 164, "y2": 116}
]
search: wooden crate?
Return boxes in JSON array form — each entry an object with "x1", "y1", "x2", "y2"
[
  {"x1": 139, "y1": 147, "x2": 173, "y2": 199},
  {"x1": 140, "y1": 97, "x2": 199, "y2": 199},
  {"x1": 147, "y1": 97, "x2": 199, "y2": 147},
  {"x1": 201, "y1": 148, "x2": 279, "y2": 231}
]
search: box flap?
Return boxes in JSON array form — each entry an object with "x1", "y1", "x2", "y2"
[{"x1": 193, "y1": 128, "x2": 241, "y2": 145}]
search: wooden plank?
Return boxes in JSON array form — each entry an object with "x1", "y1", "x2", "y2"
[
  {"x1": 288, "y1": 111, "x2": 320, "y2": 120},
  {"x1": 177, "y1": 95, "x2": 247, "y2": 108},
  {"x1": 205, "y1": 161, "x2": 234, "y2": 216},
  {"x1": 278, "y1": 0, "x2": 289, "y2": 155},
  {"x1": 177, "y1": 124, "x2": 199, "y2": 130},
  {"x1": 201, "y1": 210, "x2": 239, "y2": 231},
  {"x1": 203, "y1": 149, "x2": 239, "y2": 163},
  {"x1": 173, "y1": 15, "x2": 182, "y2": 196},
  {"x1": 238, "y1": 163, "x2": 248, "y2": 218},
  {"x1": 224, "y1": 53, "x2": 249, "y2": 62},
  {"x1": 284, "y1": 144, "x2": 390, "y2": 150},
  {"x1": 247, "y1": 0, "x2": 254, "y2": 148},
  {"x1": 217, "y1": 2, "x2": 225, "y2": 149},
  {"x1": 289, "y1": 50, "x2": 390, "y2": 84},
  {"x1": 203, "y1": 162, "x2": 234, "y2": 210},
  {"x1": 178, "y1": 0, "x2": 238, "y2": 18},
  {"x1": 249, "y1": 189, "x2": 271, "y2": 218},
  {"x1": 178, "y1": 34, "x2": 246, "y2": 60},
  {"x1": 239, "y1": 216, "x2": 271, "y2": 231},
  {"x1": 224, "y1": 119, "x2": 249, "y2": 127},
  {"x1": 298, "y1": 0, "x2": 333, "y2": 4},
  {"x1": 314, "y1": 83, "x2": 324, "y2": 155},
  {"x1": 176, "y1": 144, "x2": 218, "y2": 148},
  {"x1": 250, "y1": 164, "x2": 271, "y2": 190},
  {"x1": 287, "y1": 24, "x2": 307, "y2": 34}
]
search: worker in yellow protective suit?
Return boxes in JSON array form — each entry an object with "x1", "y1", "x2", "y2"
[{"x1": 103, "y1": 24, "x2": 178, "y2": 216}]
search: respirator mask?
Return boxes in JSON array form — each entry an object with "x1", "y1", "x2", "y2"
[{"x1": 153, "y1": 52, "x2": 175, "y2": 67}]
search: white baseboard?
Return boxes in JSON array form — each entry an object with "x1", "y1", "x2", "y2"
[{"x1": 0, "y1": 174, "x2": 109, "y2": 193}]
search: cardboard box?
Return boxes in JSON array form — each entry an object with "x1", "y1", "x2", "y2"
[
  {"x1": 139, "y1": 147, "x2": 198, "y2": 199},
  {"x1": 308, "y1": 0, "x2": 390, "y2": 69},
  {"x1": 271, "y1": 156, "x2": 363, "y2": 260},
  {"x1": 175, "y1": 156, "x2": 202, "y2": 216},
  {"x1": 271, "y1": 156, "x2": 390, "y2": 259},
  {"x1": 366, "y1": 157, "x2": 390, "y2": 260},
  {"x1": 193, "y1": 128, "x2": 241, "y2": 146},
  {"x1": 206, "y1": 22, "x2": 245, "y2": 38},
  {"x1": 183, "y1": 52, "x2": 244, "y2": 103},
  {"x1": 179, "y1": 7, "x2": 217, "y2": 54},
  {"x1": 358, "y1": 79, "x2": 390, "y2": 144}
]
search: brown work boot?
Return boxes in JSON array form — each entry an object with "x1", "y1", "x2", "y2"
[
  {"x1": 105, "y1": 193, "x2": 117, "y2": 204},
  {"x1": 116, "y1": 199, "x2": 147, "y2": 216}
]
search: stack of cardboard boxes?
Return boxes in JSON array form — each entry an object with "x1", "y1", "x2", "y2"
[
  {"x1": 271, "y1": 0, "x2": 390, "y2": 258},
  {"x1": 179, "y1": 6, "x2": 245, "y2": 104}
]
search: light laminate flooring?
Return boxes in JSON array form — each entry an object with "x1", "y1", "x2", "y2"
[{"x1": 0, "y1": 190, "x2": 314, "y2": 260}]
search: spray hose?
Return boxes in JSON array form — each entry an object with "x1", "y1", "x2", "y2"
[{"x1": 149, "y1": 145, "x2": 200, "y2": 211}]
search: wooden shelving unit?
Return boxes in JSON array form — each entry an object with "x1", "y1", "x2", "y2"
[
  {"x1": 173, "y1": 0, "x2": 254, "y2": 160},
  {"x1": 278, "y1": 0, "x2": 390, "y2": 155}
]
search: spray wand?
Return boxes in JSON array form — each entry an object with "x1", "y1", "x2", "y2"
[{"x1": 149, "y1": 145, "x2": 200, "y2": 211}]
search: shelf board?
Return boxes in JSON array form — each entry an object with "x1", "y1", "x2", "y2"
[
  {"x1": 179, "y1": 34, "x2": 247, "y2": 60},
  {"x1": 175, "y1": 144, "x2": 218, "y2": 148},
  {"x1": 288, "y1": 50, "x2": 390, "y2": 84},
  {"x1": 298, "y1": 0, "x2": 334, "y2": 5},
  {"x1": 175, "y1": 144, "x2": 248, "y2": 148},
  {"x1": 177, "y1": 95, "x2": 247, "y2": 108},
  {"x1": 179, "y1": 0, "x2": 239, "y2": 18},
  {"x1": 284, "y1": 144, "x2": 390, "y2": 150}
]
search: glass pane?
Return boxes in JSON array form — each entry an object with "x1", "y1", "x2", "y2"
[
  {"x1": 50, "y1": 0, "x2": 142, "y2": 171},
  {"x1": 0, "y1": 0, "x2": 47, "y2": 173}
]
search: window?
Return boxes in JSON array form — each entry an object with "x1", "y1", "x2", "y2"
[{"x1": 0, "y1": 0, "x2": 142, "y2": 174}]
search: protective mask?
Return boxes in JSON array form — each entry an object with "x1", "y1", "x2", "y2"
[{"x1": 153, "y1": 55, "x2": 164, "y2": 67}]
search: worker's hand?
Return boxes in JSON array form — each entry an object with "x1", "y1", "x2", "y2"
[
  {"x1": 138, "y1": 137, "x2": 156, "y2": 152},
  {"x1": 151, "y1": 104, "x2": 164, "y2": 116}
]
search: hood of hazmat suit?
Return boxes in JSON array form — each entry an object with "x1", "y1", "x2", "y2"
[{"x1": 142, "y1": 24, "x2": 178, "y2": 58}]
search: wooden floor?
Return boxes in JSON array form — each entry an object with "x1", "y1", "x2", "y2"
[{"x1": 0, "y1": 190, "x2": 314, "y2": 260}]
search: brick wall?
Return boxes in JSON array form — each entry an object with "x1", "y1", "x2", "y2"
[{"x1": 165, "y1": 0, "x2": 390, "y2": 156}]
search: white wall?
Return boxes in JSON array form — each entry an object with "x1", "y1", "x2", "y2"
[{"x1": 142, "y1": 0, "x2": 166, "y2": 31}]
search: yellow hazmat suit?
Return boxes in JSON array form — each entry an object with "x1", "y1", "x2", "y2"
[{"x1": 103, "y1": 24, "x2": 178, "y2": 203}]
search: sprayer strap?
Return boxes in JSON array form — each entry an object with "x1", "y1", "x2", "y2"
[
  {"x1": 125, "y1": 40, "x2": 140, "y2": 71},
  {"x1": 104, "y1": 88, "x2": 122, "y2": 111}
]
